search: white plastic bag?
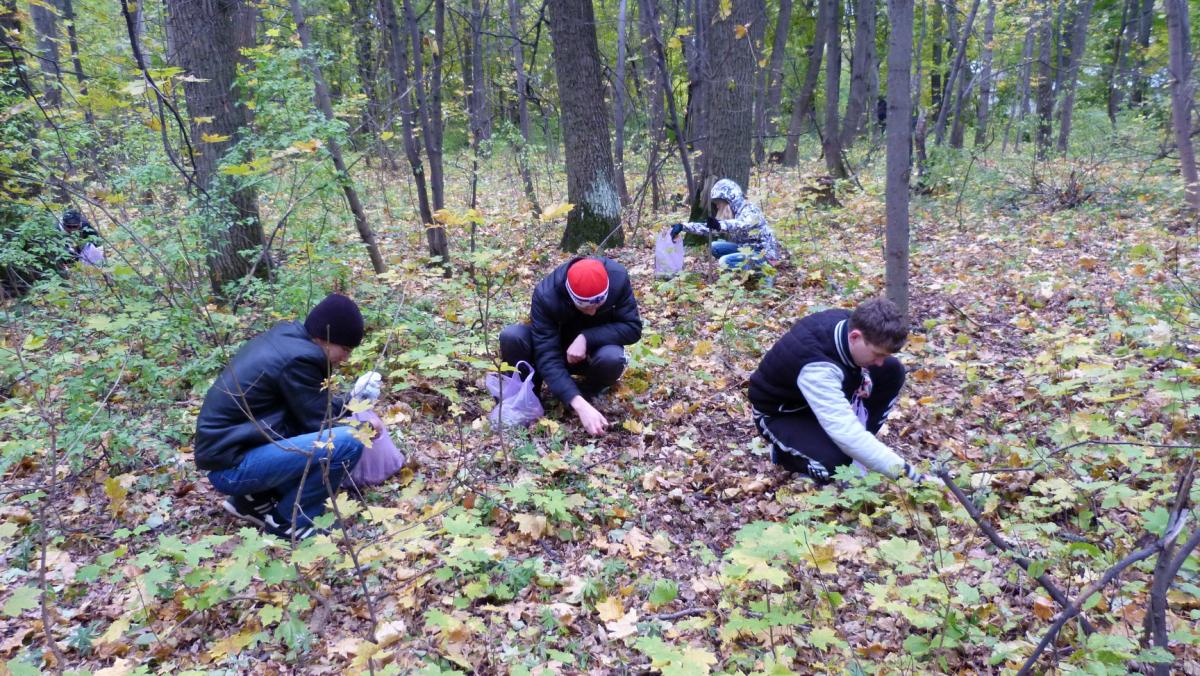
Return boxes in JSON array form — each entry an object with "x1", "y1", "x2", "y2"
[
  {"x1": 654, "y1": 228, "x2": 685, "y2": 278},
  {"x1": 485, "y1": 360, "x2": 544, "y2": 428}
]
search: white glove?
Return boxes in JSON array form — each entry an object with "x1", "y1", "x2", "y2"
[
  {"x1": 350, "y1": 371, "x2": 382, "y2": 402},
  {"x1": 903, "y1": 462, "x2": 944, "y2": 487}
]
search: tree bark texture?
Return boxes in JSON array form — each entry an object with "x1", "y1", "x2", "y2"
[
  {"x1": 1033, "y1": 5, "x2": 1055, "y2": 159},
  {"x1": 885, "y1": 0, "x2": 913, "y2": 318},
  {"x1": 696, "y1": 0, "x2": 762, "y2": 196},
  {"x1": 974, "y1": 0, "x2": 994, "y2": 147},
  {"x1": 547, "y1": 0, "x2": 623, "y2": 250},
  {"x1": 507, "y1": 0, "x2": 541, "y2": 214},
  {"x1": 821, "y1": 0, "x2": 847, "y2": 178},
  {"x1": 1164, "y1": 0, "x2": 1200, "y2": 213},
  {"x1": 467, "y1": 0, "x2": 492, "y2": 142},
  {"x1": 784, "y1": 0, "x2": 828, "y2": 165},
  {"x1": 289, "y1": 0, "x2": 387, "y2": 273},
  {"x1": 404, "y1": 0, "x2": 446, "y2": 211},
  {"x1": 755, "y1": 0, "x2": 794, "y2": 162},
  {"x1": 165, "y1": 0, "x2": 267, "y2": 295},
  {"x1": 30, "y1": 0, "x2": 62, "y2": 107},
  {"x1": 841, "y1": 0, "x2": 876, "y2": 148},
  {"x1": 932, "y1": 0, "x2": 980, "y2": 145},
  {"x1": 1055, "y1": 0, "x2": 1094, "y2": 155},
  {"x1": 614, "y1": 0, "x2": 632, "y2": 206}
]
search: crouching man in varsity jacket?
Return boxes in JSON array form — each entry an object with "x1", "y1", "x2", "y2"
[{"x1": 748, "y1": 298, "x2": 940, "y2": 485}]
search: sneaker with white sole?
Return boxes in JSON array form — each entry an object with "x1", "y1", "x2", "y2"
[
  {"x1": 221, "y1": 494, "x2": 275, "y2": 529},
  {"x1": 262, "y1": 514, "x2": 326, "y2": 541}
]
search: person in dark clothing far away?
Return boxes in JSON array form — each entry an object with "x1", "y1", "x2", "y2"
[
  {"x1": 194, "y1": 293, "x2": 384, "y2": 540},
  {"x1": 57, "y1": 209, "x2": 104, "y2": 267},
  {"x1": 499, "y1": 257, "x2": 643, "y2": 436},
  {"x1": 748, "y1": 298, "x2": 942, "y2": 486}
]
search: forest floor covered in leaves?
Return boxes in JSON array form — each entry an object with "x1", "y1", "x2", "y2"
[{"x1": 1, "y1": 149, "x2": 1199, "y2": 674}]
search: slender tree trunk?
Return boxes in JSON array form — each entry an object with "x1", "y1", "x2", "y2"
[
  {"x1": 822, "y1": 0, "x2": 847, "y2": 178},
  {"x1": 639, "y1": 0, "x2": 694, "y2": 196},
  {"x1": 932, "y1": 0, "x2": 980, "y2": 144},
  {"x1": 842, "y1": 0, "x2": 877, "y2": 148},
  {"x1": 974, "y1": 0, "x2": 994, "y2": 146},
  {"x1": 467, "y1": 0, "x2": 492, "y2": 143},
  {"x1": 30, "y1": 0, "x2": 62, "y2": 107},
  {"x1": 507, "y1": 0, "x2": 541, "y2": 214},
  {"x1": 638, "y1": 0, "x2": 669, "y2": 207},
  {"x1": 165, "y1": 0, "x2": 267, "y2": 295},
  {"x1": 404, "y1": 0, "x2": 445, "y2": 210},
  {"x1": 1164, "y1": 0, "x2": 1199, "y2": 214},
  {"x1": 1130, "y1": 0, "x2": 1153, "y2": 106},
  {"x1": 614, "y1": 0, "x2": 632, "y2": 206},
  {"x1": 929, "y1": 0, "x2": 943, "y2": 114},
  {"x1": 1106, "y1": 0, "x2": 1134, "y2": 125},
  {"x1": 755, "y1": 0, "x2": 794, "y2": 162},
  {"x1": 1004, "y1": 27, "x2": 1035, "y2": 152},
  {"x1": 886, "y1": 0, "x2": 913, "y2": 317},
  {"x1": 349, "y1": 0, "x2": 382, "y2": 137},
  {"x1": 547, "y1": 0, "x2": 623, "y2": 250},
  {"x1": 696, "y1": 0, "x2": 762, "y2": 197},
  {"x1": 1033, "y1": 4, "x2": 1055, "y2": 158},
  {"x1": 290, "y1": 0, "x2": 386, "y2": 273},
  {"x1": 380, "y1": 0, "x2": 445, "y2": 259},
  {"x1": 948, "y1": 60, "x2": 969, "y2": 148},
  {"x1": 784, "y1": 0, "x2": 828, "y2": 165},
  {"x1": 1055, "y1": 0, "x2": 1094, "y2": 154}
]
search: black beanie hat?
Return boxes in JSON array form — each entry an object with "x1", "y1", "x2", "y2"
[{"x1": 304, "y1": 293, "x2": 365, "y2": 348}]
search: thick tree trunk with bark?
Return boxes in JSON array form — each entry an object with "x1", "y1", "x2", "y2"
[
  {"x1": 1055, "y1": 0, "x2": 1094, "y2": 154},
  {"x1": 842, "y1": 0, "x2": 876, "y2": 148},
  {"x1": 547, "y1": 0, "x2": 623, "y2": 250},
  {"x1": 289, "y1": 0, "x2": 386, "y2": 274},
  {"x1": 784, "y1": 0, "x2": 828, "y2": 165},
  {"x1": 755, "y1": 0, "x2": 794, "y2": 162},
  {"x1": 1033, "y1": 6, "x2": 1055, "y2": 159},
  {"x1": 1164, "y1": 0, "x2": 1199, "y2": 214},
  {"x1": 30, "y1": 0, "x2": 62, "y2": 107},
  {"x1": 165, "y1": 0, "x2": 267, "y2": 295},
  {"x1": 885, "y1": 0, "x2": 913, "y2": 317},
  {"x1": 974, "y1": 0, "x2": 994, "y2": 147},
  {"x1": 821, "y1": 0, "x2": 847, "y2": 178},
  {"x1": 695, "y1": 0, "x2": 762, "y2": 197}
]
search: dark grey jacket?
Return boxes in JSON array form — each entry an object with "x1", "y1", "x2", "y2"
[
  {"x1": 530, "y1": 257, "x2": 643, "y2": 404},
  {"x1": 194, "y1": 321, "x2": 347, "y2": 471}
]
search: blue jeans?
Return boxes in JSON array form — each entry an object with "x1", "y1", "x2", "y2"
[
  {"x1": 208, "y1": 427, "x2": 364, "y2": 528},
  {"x1": 710, "y1": 241, "x2": 774, "y2": 285}
]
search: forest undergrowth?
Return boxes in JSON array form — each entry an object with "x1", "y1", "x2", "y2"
[{"x1": 1, "y1": 147, "x2": 1198, "y2": 675}]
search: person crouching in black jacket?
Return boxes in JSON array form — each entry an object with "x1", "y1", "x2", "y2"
[
  {"x1": 499, "y1": 257, "x2": 643, "y2": 435},
  {"x1": 749, "y1": 298, "x2": 941, "y2": 486},
  {"x1": 194, "y1": 294, "x2": 383, "y2": 540}
]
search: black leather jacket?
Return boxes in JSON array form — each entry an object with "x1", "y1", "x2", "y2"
[{"x1": 194, "y1": 321, "x2": 347, "y2": 471}]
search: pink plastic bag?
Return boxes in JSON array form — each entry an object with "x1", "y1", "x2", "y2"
[
  {"x1": 654, "y1": 228, "x2": 685, "y2": 277},
  {"x1": 79, "y1": 243, "x2": 105, "y2": 266},
  {"x1": 349, "y1": 410, "x2": 406, "y2": 486},
  {"x1": 485, "y1": 360, "x2": 544, "y2": 428}
]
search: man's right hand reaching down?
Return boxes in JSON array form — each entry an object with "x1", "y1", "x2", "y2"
[{"x1": 571, "y1": 396, "x2": 609, "y2": 436}]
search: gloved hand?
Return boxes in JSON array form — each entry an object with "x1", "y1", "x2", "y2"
[
  {"x1": 350, "y1": 371, "x2": 382, "y2": 402},
  {"x1": 903, "y1": 462, "x2": 944, "y2": 486},
  {"x1": 670, "y1": 223, "x2": 684, "y2": 239},
  {"x1": 705, "y1": 216, "x2": 721, "y2": 232}
]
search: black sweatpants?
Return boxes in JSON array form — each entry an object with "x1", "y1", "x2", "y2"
[
  {"x1": 753, "y1": 357, "x2": 905, "y2": 484},
  {"x1": 498, "y1": 323, "x2": 627, "y2": 399}
]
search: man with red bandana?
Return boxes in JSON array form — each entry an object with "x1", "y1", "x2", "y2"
[{"x1": 499, "y1": 257, "x2": 643, "y2": 435}]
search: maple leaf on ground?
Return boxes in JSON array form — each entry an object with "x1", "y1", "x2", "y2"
[{"x1": 605, "y1": 608, "x2": 640, "y2": 639}]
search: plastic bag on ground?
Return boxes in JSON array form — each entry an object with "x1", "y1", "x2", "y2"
[
  {"x1": 80, "y1": 244, "x2": 105, "y2": 266},
  {"x1": 349, "y1": 409, "x2": 406, "y2": 486},
  {"x1": 485, "y1": 360, "x2": 544, "y2": 428},
  {"x1": 654, "y1": 228, "x2": 685, "y2": 278}
]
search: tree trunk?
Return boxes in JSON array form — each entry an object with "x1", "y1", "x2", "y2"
[
  {"x1": 931, "y1": 0, "x2": 980, "y2": 145},
  {"x1": 348, "y1": 0, "x2": 383, "y2": 138},
  {"x1": 639, "y1": 0, "x2": 694, "y2": 197},
  {"x1": 929, "y1": 0, "x2": 943, "y2": 114},
  {"x1": 755, "y1": 0, "x2": 794, "y2": 162},
  {"x1": 885, "y1": 0, "x2": 913, "y2": 318},
  {"x1": 1033, "y1": 4, "x2": 1054, "y2": 159},
  {"x1": 638, "y1": 0, "x2": 669, "y2": 207},
  {"x1": 289, "y1": 0, "x2": 386, "y2": 274},
  {"x1": 1164, "y1": 0, "x2": 1199, "y2": 214},
  {"x1": 1055, "y1": 0, "x2": 1094, "y2": 155},
  {"x1": 1004, "y1": 26, "x2": 1035, "y2": 152},
  {"x1": 60, "y1": 0, "x2": 91, "y2": 124},
  {"x1": 547, "y1": 0, "x2": 623, "y2": 250},
  {"x1": 841, "y1": 0, "x2": 876, "y2": 148},
  {"x1": 1130, "y1": 0, "x2": 1153, "y2": 106},
  {"x1": 379, "y1": 0, "x2": 445, "y2": 259},
  {"x1": 973, "y1": 0, "x2": 994, "y2": 146},
  {"x1": 696, "y1": 0, "x2": 761, "y2": 198},
  {"x1": 507, "y1": 0, "x2": 541, "y2": 214},
  {"x1": 821, "y1": 0, "x2": 847, "y2": 178},
  {"x1": 948, "y1": 59, "x2": 969, "y2": 148},
  {"x1": 614, "y1": 0, "x2": 632, "y2": 206},
  {"x1": 1106, "y1": 0, "x2": 1135, "y2": 125},
  {"x1": 467, "y1": 0, "x2": 492, "y2": 143},
  {"x1": 404, "y1": 0, "x2": 446, "y2": 210},
  {"x1": 165, "y1": 0, "x2": 268, "y2": 296},
  {"x1": 30, "y1": 0, "x2": 62, "y2": 107},
  {"x1": 784, "y1": 0, "x2": 828, "y2": 165}
]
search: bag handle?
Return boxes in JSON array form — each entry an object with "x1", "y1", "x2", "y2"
[{"x1": 514, "y1": 360, "x2": 535, "y2": 383}]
